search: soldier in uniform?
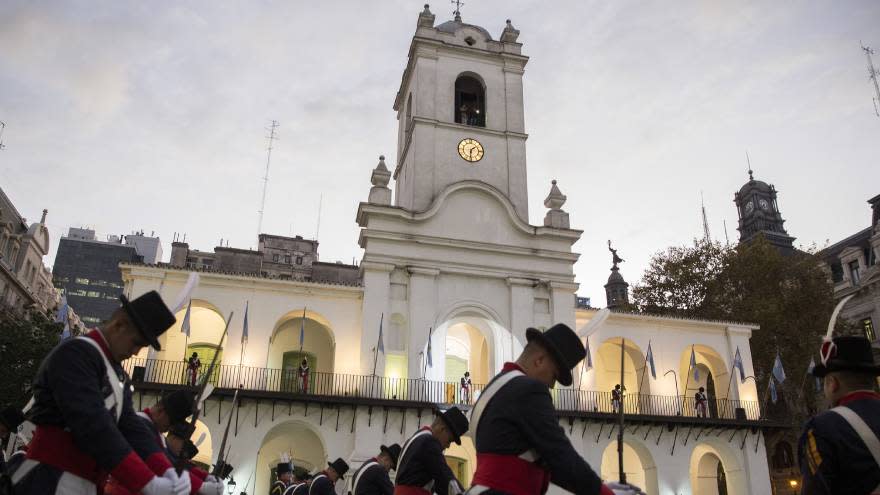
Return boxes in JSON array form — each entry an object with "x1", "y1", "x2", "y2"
[
  {"x1": 271, "y1": 463, "x2": 293, "y2": 495},
  {"x1": 694, "y1": 387, "x2": 708, "y2": 418},
  {"x1": 351, "y1": 444, "x2": 401, "y2": 495},
  {"x1": 281, "y1": 472, "x2": 308, "y2": 495},
  {"x1": 10, "y1": 291, "x2": 189, "y2": 495},
  {"x1": 467, "y1": 323, "x2": 636, "y2": 495},
  {"x1": 309, "y1": 458, "x2": 349, "y2": 495},
  {"x1": 394, "y1": 407, "x2": 468, "y2": 495},
  {"x1": 798, "y1": 335, "x2": 880, "y2": 494}
]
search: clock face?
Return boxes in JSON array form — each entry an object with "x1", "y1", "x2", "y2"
[
  {"x1": 758, "y1": 199, "x2": 770, "y2": 211},
  {"x1": 744, "y1": 201, "x2": 754, "y2": 214},
  {"x1": 457, "y1": 138, "x2": 484, "y2": 162}
]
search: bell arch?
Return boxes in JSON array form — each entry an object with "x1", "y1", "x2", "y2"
[{"x1": 454, "y1": 73, "x2": 486, "y2": 127}]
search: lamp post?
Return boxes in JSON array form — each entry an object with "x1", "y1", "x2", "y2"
[
  {"x1": 664, "y1": 369, "x2": 681, "y2": 415},
  {"x1": 227, "y1": 477, "x2": 236, "y2": 495}
]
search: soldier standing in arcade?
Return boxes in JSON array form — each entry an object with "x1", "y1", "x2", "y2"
[
  {"x1": 694, "y1": 387, "x2": 708, "y2": 418},
  {"x1": 9, "y1": 291, "x2": 190, "y2": 495},
  {"x1": 351, "y1": 444, "x2": 401, "y2": 495},
  {"x1": 466, "y1": 323, "x2": 638, "y2": 495},
  {"x1": 187, "y1": 352, "x2": 201, "y2": 386},
  {"x1": 799, "y1": 335, "x2": 880, "y2": 494},
  {"x1": 394, "y1": 407, "x2": 469, "y2": 495},
  {"x1": 308, "y1": 458, "x2": 349, "y2": 495},
  {"x1": 272, "y1": 462, "x2": 293, "y2": 495}
]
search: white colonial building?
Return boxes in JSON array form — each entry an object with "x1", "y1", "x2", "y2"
[{"x1": 121, "y1": 6, "x2": 774, "y2": 494}]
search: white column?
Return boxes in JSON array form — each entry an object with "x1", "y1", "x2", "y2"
[
  {"x1": 407, "y1": 267, "x2": 439, "y2": 380},
  {"x1": 506, "y1": 277, "x2": 533, "y2": 366},
  {"x1": 361, "y1": 262, "x2": 394, "y2": 376}
]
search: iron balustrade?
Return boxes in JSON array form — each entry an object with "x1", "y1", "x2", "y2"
[{"x1": 125, "y1": 358, "x2": 761, "y2": 421}]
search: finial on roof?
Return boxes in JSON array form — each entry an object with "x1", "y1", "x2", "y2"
[
  {"x1": 40, "y1": 209, "x2": 47, "y2": 224},
  {"x1": 451, "y1": 0, "x2": 463, "y2": 21},
  {"x1": 418, "y1": 4, "x2": 435, "y2": 27},
  {"x1": 746, "y1": 151, "x2": 754, "y2": 181},
  {"x1": 543, "y1": 180, "x2": 570, "y2": 228},
  {"x1": 501, "y1": 18, "x2": 520, "y2": 43},
  {"x1": 369, "y1": 154, "x2": 392, "y2": 205}
]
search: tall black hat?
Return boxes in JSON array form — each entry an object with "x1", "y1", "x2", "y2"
[
  {"x1": 0, "y1": 406, "x2": 25, "y2": 431},
  {"x1": 525, "y1": 323, "x2": 586, "y2": 386},
  {"x1": 161, "y1": 390, "x2": 195, "y2": 423},
  {"x1": 119, "y1": 290, "x2": 176, "y2": 350},
  {"x1": 439, "y1": 407, "x2": 469, "y2": 445},
  {"x1": 813, "y1": 335, "x2": 880, "y2": 378},
  {"x1": 277, "y1": 463, "x2": 292, "y2": 475},
  {"x1": 182, "y1": 440, "x2": 199, "y2": 460},
  {"x1": 380, "y1": 444, "x2": 402, "y2": 468},
  {"x1": 168, "y1": 421, "x2": 196, "y2": 440},
  {"x1": 327, "y1": 458, "x2": 349, "y2": 478}
]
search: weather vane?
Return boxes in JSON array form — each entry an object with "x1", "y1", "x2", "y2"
[{"x1": 451, "y1": 0, "x2": 464, "y2": 19}]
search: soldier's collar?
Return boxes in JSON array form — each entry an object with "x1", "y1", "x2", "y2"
[{"x1": 836, "y1": 390, "x2": 880, "y2": 407}]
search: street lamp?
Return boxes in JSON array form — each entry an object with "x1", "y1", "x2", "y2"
[
  {"x1": 789, "y1": 479, "x2": 798, "y2": 494},
  {"x1": 227, "y1": 477, "x2": 236, "y2": 495},
  {"x1": 664, "y1": 369, "x2": 681, "y2": 415}
]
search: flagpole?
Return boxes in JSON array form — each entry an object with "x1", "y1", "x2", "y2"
[
  {"x1": 299, "y1": 307, "x2": 306, "y2": 354},
  {"x1": 423, "y1": 327, "x2": 432, "y2": 380},
  {"x1": 372, "y1": 313, "x2": 383, "y2": 376},
  {"x1": 683, "y1": 345, "x2": 695, "y2": 416},
  {"x1": 617, "y1": 337, "x2": 627, "y2": 484},
  {"x1": 637, "y1": 340, "x2": 651, "y2": 405}
]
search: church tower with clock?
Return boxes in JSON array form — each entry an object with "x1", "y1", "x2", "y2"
[
  {"x1": 734, "y1": 169, "x2": 796, "y2": 252},
  {"x1": 391, "y1": 5, "x2": 530, "y2": 221}
]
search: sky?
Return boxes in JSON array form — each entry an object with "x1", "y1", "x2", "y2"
[{"x1": 1, "y1": 1, "x2": 879, "y2": 305}]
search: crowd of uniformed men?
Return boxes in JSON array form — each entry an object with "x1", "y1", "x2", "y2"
[{"x1": 0, "y1": 289, "x2": 878, "y2": 495}]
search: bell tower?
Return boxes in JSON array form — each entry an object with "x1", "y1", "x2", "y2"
[
  {"x1": 734, "y1": 169, "x2": 795, "y2": 252},
  {"x1": 392, "y1": 5, "x2": 530, "y2": 221}
]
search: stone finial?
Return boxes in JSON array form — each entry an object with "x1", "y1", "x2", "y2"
[
  {"x1": 501, "y1": 19, "x2": 520, "y2": 43},
  {"x1": 40, "y1": 209, "x2": 48, "y2": 224},
  {"x1": 369, "y1": 155, "x2": 392, "y2": 205},
  {"x1": 543, "y1": 180, "x2": 570, "y2": 228},
  {"x1": 418, "y1": 4, "x2": 435, "y2": 28}
]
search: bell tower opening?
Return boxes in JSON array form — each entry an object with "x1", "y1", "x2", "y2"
[{"x1": 455, "y1": 75, "x2": 485, "y2": 127}]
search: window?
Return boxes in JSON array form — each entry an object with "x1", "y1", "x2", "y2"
[
  {"x1": 284, "y1": 255, "x2": 291, "y2": 264},
  {"x1": 86, "y1": 291, "x2": 101, "y2": 298},
  {"x1": 454, "y1": 75, "x2": 486, "y2": 127},
  {"x1": 69, "y1": 289, "x2": 87, "y2": 297},
  {"x1": 849, "y1": 260, "x2": 861, "y2": 285},
  {"x1": 75, "y1": 277, "x2": 90, "y2": 285},
  {"x1": 82, "y1": 316, "x2": 101, "y2": 324},
  {"x1": 201, "y1": 259, "x2": 213, "y2": 267},
  {"x1": 864, "y1": 318, "x2": 876, "y2": 342},
  {"x1": 296, "y1": 256, "x2": 303, "y2": 265},
  {"x1": 92, "y1": 280, "x2": 107, "y2": 286},
  {"x1": 273, "y1": 254, "x2": 279, "y2": 262},
  {"x1": 771, "y1": 442, "x2": 794, "y2": 469}
]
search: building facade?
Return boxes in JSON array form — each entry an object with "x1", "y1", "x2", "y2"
[
  {"x1": 120, "y1": 7, "x2": 775, "y2": 494},
  {"x1": 0, "y1": 187, "x2": 59, "y2": 313},
  {"x1": 52, "y1": 228, "x2": 145, "y2": 326}
]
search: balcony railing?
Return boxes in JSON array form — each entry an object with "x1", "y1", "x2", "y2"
[{"x1": 124, "y1": 358, "x2": 762, "y2": 422}]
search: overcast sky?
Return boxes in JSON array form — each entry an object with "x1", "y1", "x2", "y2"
[{"x1": 2, "y1": 1, "x2": 879, "y2": 305}]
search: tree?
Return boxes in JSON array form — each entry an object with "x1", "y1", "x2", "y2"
[
  {"x1": 0, "y1": 308, "x2": 63, "y2": 411},
  {"x1": 632, "y1": 236, "x2": 835, "y2": 421}
]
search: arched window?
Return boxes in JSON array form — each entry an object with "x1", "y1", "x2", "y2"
[
  {"x1": 454, "y1": 75, "x2": 485, "y2": 127},
  {"x1": 772, "y1": 442, "x2": 794, "y2": 469}
]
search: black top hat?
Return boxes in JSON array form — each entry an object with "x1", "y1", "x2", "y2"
[
  {"x1": 161, "y1": 390, "x2": 195, "y2": 423},
  {"x1": 168, "y1": 421, "x2": 196, "y2": 440},
  {"x1": 191, "y1": 352, "x2": 198, "y2": 358},
  {"x1": 525, "y1": 323, "x2": 586, "y2": 386},
  {"x1": 439, "y1": 407, "x2": 469, "y2": 445},
  {"x1": 698, "y1": 387, "x2": 705, "y2": 392},
  {"x1": 119, "y1": 291, "x2": 176, "y2": 351},
  {"x1": 813, "y1": 336, "x2": 880, "y2": 378},
  {"x1": 277, "y1": 463, "x2": 292, "y2": 475},
  {"x1": 380, "y1": 444, "x2": 402, "y2": 468},
  {"x1": 0, "y1": 406, "x2": 25, "y2": 431},
  {"x1": 182, "y1": 439, "x2": 199, "y2": 460},
  {"x1": 327, "y1": 458, "x2": 349, "y2": 478}
]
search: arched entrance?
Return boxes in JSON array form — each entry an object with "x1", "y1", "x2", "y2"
[
  {"x1": 599, "y1": 440, "x2": 659, "y2": 495},
  {"x1": 690, "y1": 440, "x2": 746, "y2": 495},
  {"x1": 595, "y1": 338, "x2": 650, "y2": 413},
  {"x1": 678, "y1": 346, "x2": 730, "y2": 418},
  {"x1": 149, "y1": 300, "x2": 226, "y2": 384},
  {"x1": 445, "y1": 435, "x2": 477, "y2": 487},
  {"x1": 269, "y1": 310, "x2": 335, "y2": 393},
  {"x1": 255, "y1": 421, "x2": 327, "y2": 495}
]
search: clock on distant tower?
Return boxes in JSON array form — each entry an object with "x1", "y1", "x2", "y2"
[
  {"x1": 758, "y1": 198, "x2": 770, "y2": 211},
  {"x1": 457, "y1": 138, "x2": 484, "y2": 163},
  {"x1": 744, "y1": 201, "x2": 754, "y2": 214}
]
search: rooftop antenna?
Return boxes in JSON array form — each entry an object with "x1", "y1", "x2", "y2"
[
  {"x1": 701, "y1": 191, "x2": 711, "y2": 243},
  {"x1": 315, "y1": 193, "x2": 323, "y2": 241},
  {"x1": 0, "y1": 121, "x2": 6, "y2": 150},
  {"x1": 451, "y1": 0, "x2": 463, "y2": 20},
  {"x1": 256, "y1": 120, "x2": 280, "y2": 238},
  {"x1": 746, "y1": 151, "x2": 754, "y2": 180},
  {"x1": 860, "y1": 42, "x2": 880, "y2": 117},
  {"x1": 723, "y1": 219, "x2": 731, "y2": 246}
]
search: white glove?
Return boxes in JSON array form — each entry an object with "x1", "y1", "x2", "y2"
[
  {"x1": 198, "y1": 480, "x2": 224, "y2": 495},
  {"x1": 204, "y1": 475, "x2": 219, "y2": 483},
  {"x1": 142, "y1": 476, "x2": 175, "y2": 495},
  {"x1": 606, "y1": 482, "x2": 646, "y2": 495},
  {"x1": 160, "y1": 468, "x2": 191, "y2": 495}
]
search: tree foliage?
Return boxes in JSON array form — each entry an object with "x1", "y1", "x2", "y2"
[
  {"x1": 632, "y1": 236, "x2": 835, "y2": 421},
  {"x1": 0, "y1": 309, "x2": 62, "y2": 411}
]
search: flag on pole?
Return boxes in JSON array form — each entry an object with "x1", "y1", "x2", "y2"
[
  {"x1": 773, "y1": 352, "x2": 787, "y2": 384},
  {"x1": 769, "y1": 377, "x2": 778, "y2": 404},
  {"x1": 377, "y1": 313, "x2": 385, "y2": 355},
  {"x1": 241, "y1": 301, "x2": 249, "y2": 345},
  {"x1": 426, "y1": 327, "x2": 433, "y2": 368},
  {"x1": 299, "y1": 307, "x2": 306, "y2": 350},
  {"x1": 690, "y1": 346, "x2": 700, "y2": 382},
  {"x1": 56, "y1": 293, "x2": 71, "y2": 340},
  {"x1": 181, "y1": 300, "x2": 192, "y2": 338},
  {"x1": 584, "y1": 337, "x2": 593, "y2": 371},
  {"x1": 733, "y1": 347, "x2": 746, "y2": 383},
  {"x1": 808, "y1": 357, "x2": 821, "y2": 392},
  {"x1": 646, "y1": 342, "x2": 656, "y2": 379}
]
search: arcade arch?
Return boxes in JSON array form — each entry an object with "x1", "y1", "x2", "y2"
[
  {"x1": 599, "y1": 440, "x2": 659, "y2": 495},
  {"x1": 595, "y1": 338, "x2": 652, "y2": 409},
  {"x1": 255, "y1": 421, "x2": 327, "y2": 495},
  {"x1": 678, "y1": 345, "x2": 731, "y2": 418},
  {"x1": 268, "y1": 310, "x2": 336, "y2": 392},
  {"x1": 166, "y1": 300, "x2": 227, "y2": 363},
  {"x1": 689, "y1": 440, "x2": 746, "y2": 495}
]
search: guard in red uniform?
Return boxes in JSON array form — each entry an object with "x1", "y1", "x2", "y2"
[
  {"x1": 394, "y1": 407, "x2": 468, "y2": 495},
  {"x1": 10, "y1": 291, "x2": 188, "y2": 495},
  {"x1": 467, "y1": 323, "x2": 631, "y2": 495}
]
